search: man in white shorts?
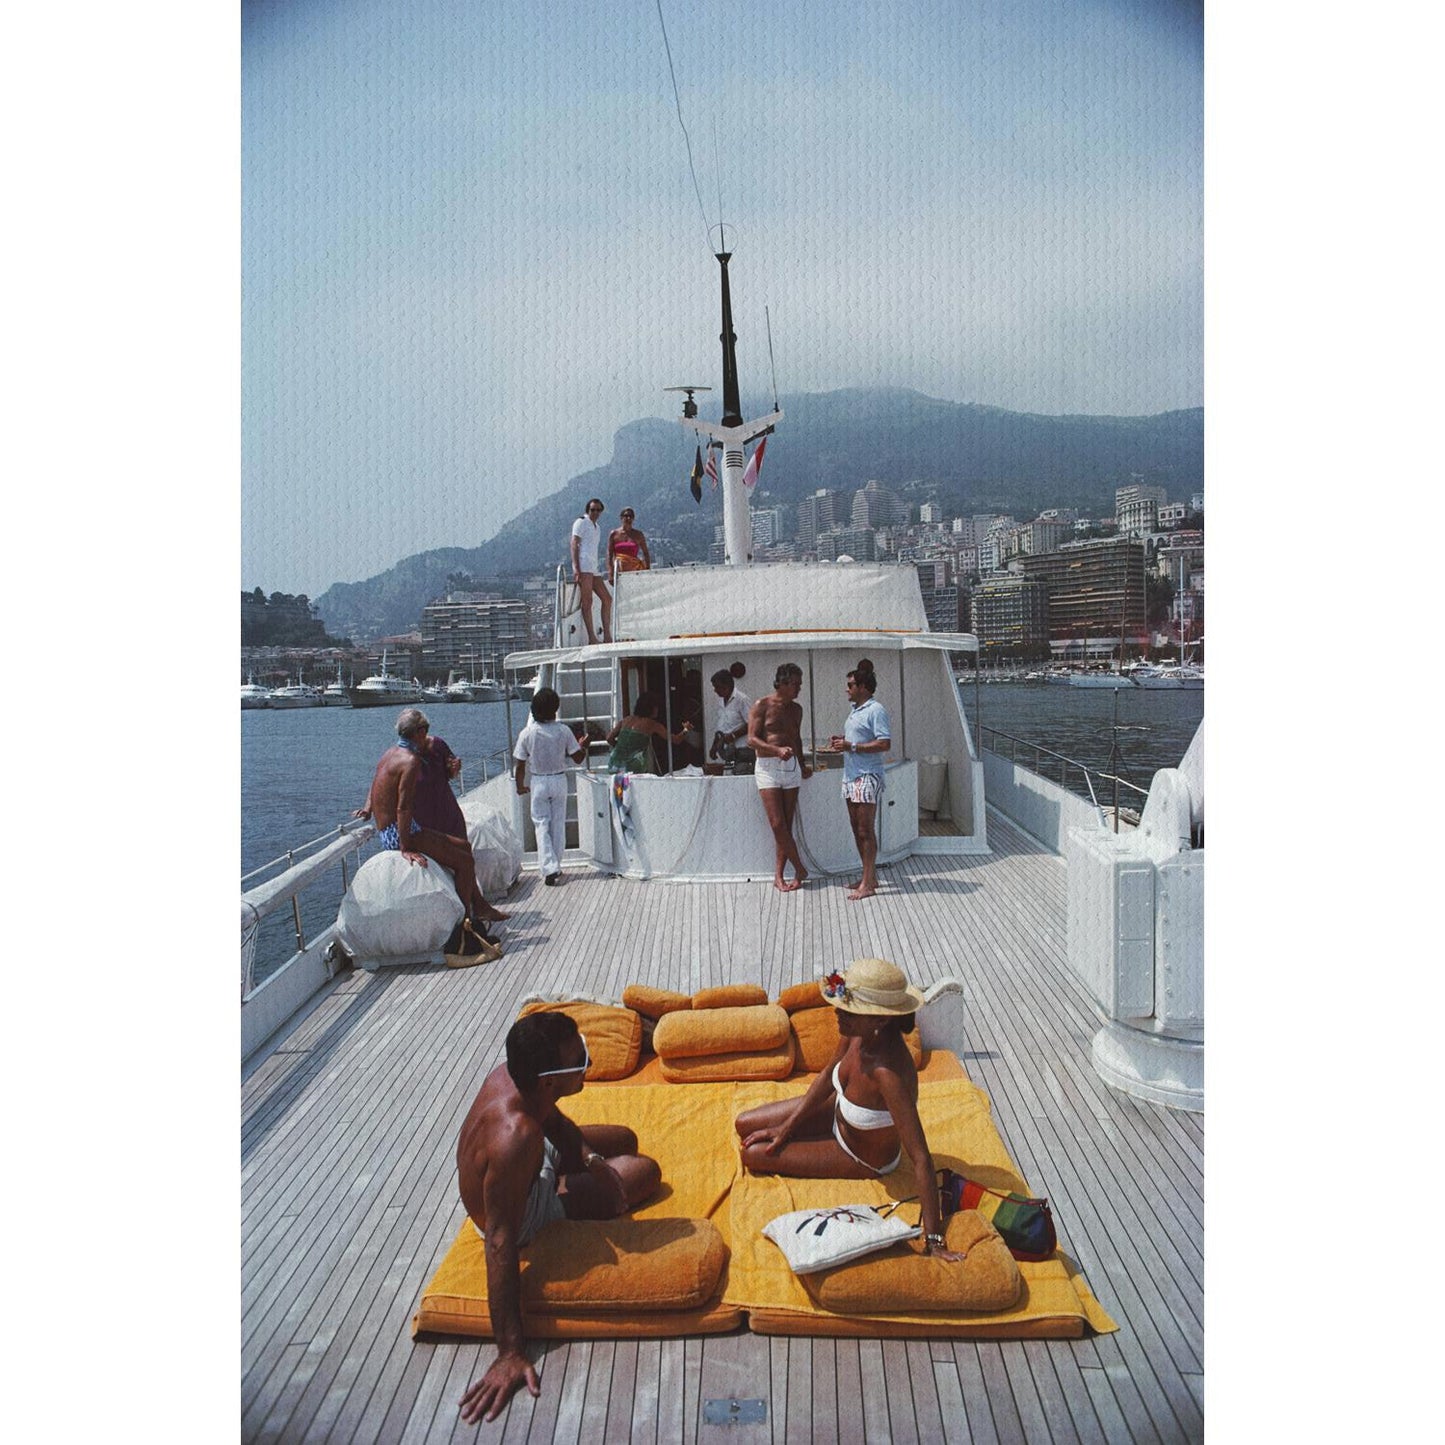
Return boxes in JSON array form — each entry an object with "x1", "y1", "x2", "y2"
[
  {"x1": 747, "y1": 662, "x2": 812, "y2": 891},
  {"x1": 829, "y1": 665, "x2": 891, "y2": 900},
  {"x1": 569, "y1": 498, "x2": 612, "y2": 644}
]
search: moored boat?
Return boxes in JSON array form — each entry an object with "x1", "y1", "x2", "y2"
[
  {"x1": 268, "y1": 671, "x2": 324, "y2": 708},
  {"x1": 240, "y1": 676, "x2": 271, "y2": 709},
  {"x1": 347, "y1": 650, "x2": 423, "y2": 708}
]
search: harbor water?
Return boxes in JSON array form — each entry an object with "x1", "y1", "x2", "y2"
[{"x1": 241, "y1": 683, "x2": 1203, "y2": 985}]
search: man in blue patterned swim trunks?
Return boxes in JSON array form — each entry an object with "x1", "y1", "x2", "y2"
[{"x1": 829, "y1": 665, "x2": 891, "y2": 900}]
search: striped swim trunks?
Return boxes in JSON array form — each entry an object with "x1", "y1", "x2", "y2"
[{"x1": 842, "y1": 773, "x2": 885, "y2": 805}]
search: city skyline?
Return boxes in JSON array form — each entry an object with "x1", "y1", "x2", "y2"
[{"x1": 243, "y1": 0, "x2": 1202, "y2": 597}]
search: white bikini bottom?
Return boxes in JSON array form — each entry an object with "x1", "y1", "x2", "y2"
[{"x1": 832, "y1": 1116, "x2": 902, "y2": 1175}]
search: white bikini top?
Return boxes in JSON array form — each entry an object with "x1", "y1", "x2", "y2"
[{"x1": 832, "y1": 1062, "x2": 894, "y2": 1131}]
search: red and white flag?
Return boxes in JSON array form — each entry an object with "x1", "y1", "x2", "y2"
[
  {"x1": 704, "y1": 448, "x2": 719, "y2": 488},
  {"x1": 741, "y1": 434, "x2": 767, "y2": 489}
]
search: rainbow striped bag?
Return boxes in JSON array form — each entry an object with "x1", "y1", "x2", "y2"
[{"x1": 938, "y1": 1170, "x2": 1057, "y2": 1262}]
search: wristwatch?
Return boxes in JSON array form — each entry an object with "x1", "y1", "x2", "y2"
[
  {"x1": 925, "y1": 1232, "x2": 945, "y2": 1248},
  {"x1": 584, "y1": 1150, "x2": 604, "y2": 1168}
]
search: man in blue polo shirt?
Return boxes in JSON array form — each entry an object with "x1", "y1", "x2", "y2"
[{"x1": 829, "y1": 665, "x2": 891, "y2": 900}]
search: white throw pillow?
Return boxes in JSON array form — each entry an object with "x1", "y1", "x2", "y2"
[{"x1": 761, "y1": 1205, "x2": 920, "y2": 1275}]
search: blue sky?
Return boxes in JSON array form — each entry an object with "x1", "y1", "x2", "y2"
[{"x1": 243, "y1": 0, "x2": 1201, "y2": 596}]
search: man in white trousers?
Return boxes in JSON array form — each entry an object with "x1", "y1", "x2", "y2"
[{"x1": 513, "y1": 687, "x2": 587, "y2": 886}]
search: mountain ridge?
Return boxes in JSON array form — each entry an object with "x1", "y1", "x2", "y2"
[{"x1": 314, "y1": 387, "x2": 1202, "y2": 639}]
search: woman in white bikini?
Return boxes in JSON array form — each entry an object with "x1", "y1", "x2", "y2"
[{"x1": 734, "y1": 957, "x2": 959, "y2": 1256}]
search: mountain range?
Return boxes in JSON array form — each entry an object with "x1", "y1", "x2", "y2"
[{"x1": 314, "y1": 387, "x2": 1202, "y2": 640}]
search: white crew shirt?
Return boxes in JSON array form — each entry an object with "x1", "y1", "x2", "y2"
[
  {"x1": 571, "y1": 515, "x2": 602, "y2": 574},
  {"x1": 714, "y1": 688, "x2": 752, "y2": 740},
  {"x1": 514, "y1": 719, "x2": 581, "y2": 776}
]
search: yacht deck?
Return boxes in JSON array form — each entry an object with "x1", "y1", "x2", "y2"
[{"x1": 241, "y1": 810, "x2": 1203, "y2": 1443}]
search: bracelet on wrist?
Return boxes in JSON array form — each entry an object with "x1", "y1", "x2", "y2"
[{"x1": 925, "y1": 1232, "x2": 945, "y2": 1247}]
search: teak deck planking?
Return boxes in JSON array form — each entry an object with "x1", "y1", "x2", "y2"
[{"x1": 242, "y1": 810, "x2": 1204, "y2": 1443}]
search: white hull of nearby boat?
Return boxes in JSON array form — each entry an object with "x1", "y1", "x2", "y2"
[
  {"x1": 471, "y1": 678, "x2": 507, "y2": 703},
  {"x1": 240, "y1": 687, "x2": 271, "y2": 710},
  {"x1": 1068, "y1": 673, "x2": 1132, "y2": 689},
  {"x1": 347, "y1": 680, "x2": 423, "y2": 707},
  {"x1": 267, "y1": 686, "x2": 324, "y2": 709},
  {"x1": 320, "y1": 686, "x2": 351, "y2": 706},
  {"x1": 1131, "y1": 665, "x2": 1204, "y2": 690}
]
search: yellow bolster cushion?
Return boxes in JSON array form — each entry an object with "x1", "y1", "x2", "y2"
[
  {"x1": 519, "y1": 1218, "x2": 729, "y2": 1314},
  {"x1": 621, "y1": 984, "x2": 694, "y2": 1020},
  {"x1": 776, "y1": 981, "x2": 827, "y2": 1014},
  {"x1": 657, "y1": 1035, "x2": 797, "y2": 1083},
  {"x1": 790, "y1": 1007, "x2": 842, "y2": 1073},
  {"x1": 801, "y1": 1210, "x2": 1022, "y2": 1314},
  {"x1": 789, "y1": 1009, "x2": 924, "y2": 1075},
  {"x1": 692, "y1": 984, "x2": 769, "y2": 1010},
  {"x1": 653, "y1": 1003, "x2": 791, "y2": 1060},
  {"x1": 516, "y1": 1000, "x2": 643, "y2": 1081}
]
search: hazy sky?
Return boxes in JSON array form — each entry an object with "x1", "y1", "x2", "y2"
[{"x1": 242, "y1": 0, "x2": 1201, "y2": 596}]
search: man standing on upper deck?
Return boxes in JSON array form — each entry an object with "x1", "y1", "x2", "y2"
[
  {"x1": 456, "y1": 1012, "x2": 661, "y2": 1424},
  {"x1": 353, "y1": 708, "x2": 501, "y2": 963},
  {"x1": 747, "y1": 662, "x2": 812, "y2": 891},
  {"x1": 830, "y1": 665, "x2": 892, "y2": 901},
  {"x1": 570, "y1": 497, "x2": 612, "y2": 645}
]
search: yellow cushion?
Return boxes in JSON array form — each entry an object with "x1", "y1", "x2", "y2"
[
  {"x1": 693, "y1": 984, "x2": 769, "y2": 1010},
  {"x1": 776, "y1": 981, "x2": 826, "y2": 1014},
  {"x1": 657, "y1": 1036, "x2": 797, "y2": 1082},
  {"x1": 522, "y1": 1217, "x2": 728, "y2": 1313},
  {"x1": 517, "y1": 1000, "x2": 643, "y2": 1081},
  {"x1": 788, "y1": 1009, "x2": 923, "y2": 1075},
  {"x1": 790, "y1": 1008, "x2": 842, "y2": 1073},
  {"x1": 621, "y1": 984, "x2": 693, "y2": 1019},
  {"x1": 801, "y1": 1210, "x2": 1022, "y2": 1314},
  {"x1": 412, "y1": 1216, "x2": 741, "y2": 1339},
  {"x1": 654, "y1": 1003, "x2": 790, "y2": 1061}
]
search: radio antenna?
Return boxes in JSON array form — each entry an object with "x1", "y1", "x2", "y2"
[{"x1": 765, "y1": 305, "x2": 780, "y2": 412}]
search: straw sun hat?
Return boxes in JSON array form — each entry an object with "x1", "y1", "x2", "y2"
[{"x1": 821, "y1": 958, "x2": 924, "y2": 1016}]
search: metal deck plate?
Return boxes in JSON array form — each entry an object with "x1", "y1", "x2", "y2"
[{"x1": 703, "y1": 1398, "x2": 767, "y2": 1426}]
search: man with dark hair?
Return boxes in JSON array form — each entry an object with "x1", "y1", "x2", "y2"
[
  {"x1": 569, "y1": 497, "x2": 612, "y2": 645},
  {"x1": 354, "y1": 708, "x2": 502, "y2": 964},
  {"x1": 747, "y1": 662, "x2": 812, "y2": 891},
  {"x1": 708, "y1": 667, "x2": 752, "y2": 766},
  {"x1": 830, "y1": 666, "x2": 892, "y2": 900},
  {"x1": 456, "y1": 1013, "x2": 661, "y2": 1424},
  {"x1": 513, "y1": 687, "x2": 587, "y2": 885}
]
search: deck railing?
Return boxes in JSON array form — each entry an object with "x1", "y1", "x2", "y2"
[
  {"x1": 978, "y1": 724, "x2": 1149, "y2": 832},
  {"x1": 241, "y1": 821, "x2": 374, "y2": 998}
]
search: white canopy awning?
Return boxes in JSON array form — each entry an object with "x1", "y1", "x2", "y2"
[{"x1": 505, "y1": 629, "x2": 978, "y2": 670}]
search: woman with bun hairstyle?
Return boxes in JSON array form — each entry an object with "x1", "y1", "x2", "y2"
[{"x1": 733, "y1": 957, "x2": 960, "y2": 1257}]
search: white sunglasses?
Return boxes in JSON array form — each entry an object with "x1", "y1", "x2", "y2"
[{"x1": 536, "y1": 1033, "x2": 590, "y2": 1077}]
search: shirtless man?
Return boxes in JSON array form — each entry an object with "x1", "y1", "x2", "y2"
[
  {"x1": 456, "y1": 1013, "x2": 662, "y2": 1424},
  {"x1": 747, "y1": 662, "x2": 813, "y2": 891},
  {"x1": 354, "y1": 708, "x2": 501, "y2": 962}
]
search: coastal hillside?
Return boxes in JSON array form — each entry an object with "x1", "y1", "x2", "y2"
[{"x1": 314, "y1": 388, "x2": 1202, "y2": 640}]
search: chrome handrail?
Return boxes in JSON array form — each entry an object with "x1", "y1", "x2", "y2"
[
  {"x1": 979, "y1": 724, "x2": 1149, "y2": 832},
  {"x1": 241, "y1": 822, "x2": 375, "y2": 998}
]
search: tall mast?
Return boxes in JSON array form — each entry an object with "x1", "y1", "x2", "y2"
[{"x1": 675, "y1": 242, "x2": 783, "y2": 566}]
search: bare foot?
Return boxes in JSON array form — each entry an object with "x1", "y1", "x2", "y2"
[
  {"x1": 774, "y1": 878, "x2": 801, "y2": 892},
  {"x1": 846, "y1": 884, "x2": 877, "y2": 901},
  {"x1": 476, "y1": 904, "x2": 510, "y2": 922},
  {"x1": 795, "y1": 867, "x2": 809, "y2": 885}
]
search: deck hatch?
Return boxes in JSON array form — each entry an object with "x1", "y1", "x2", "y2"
[{"x1": 703, "y1": 1397, "x2": 767, "y2": 1425}]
